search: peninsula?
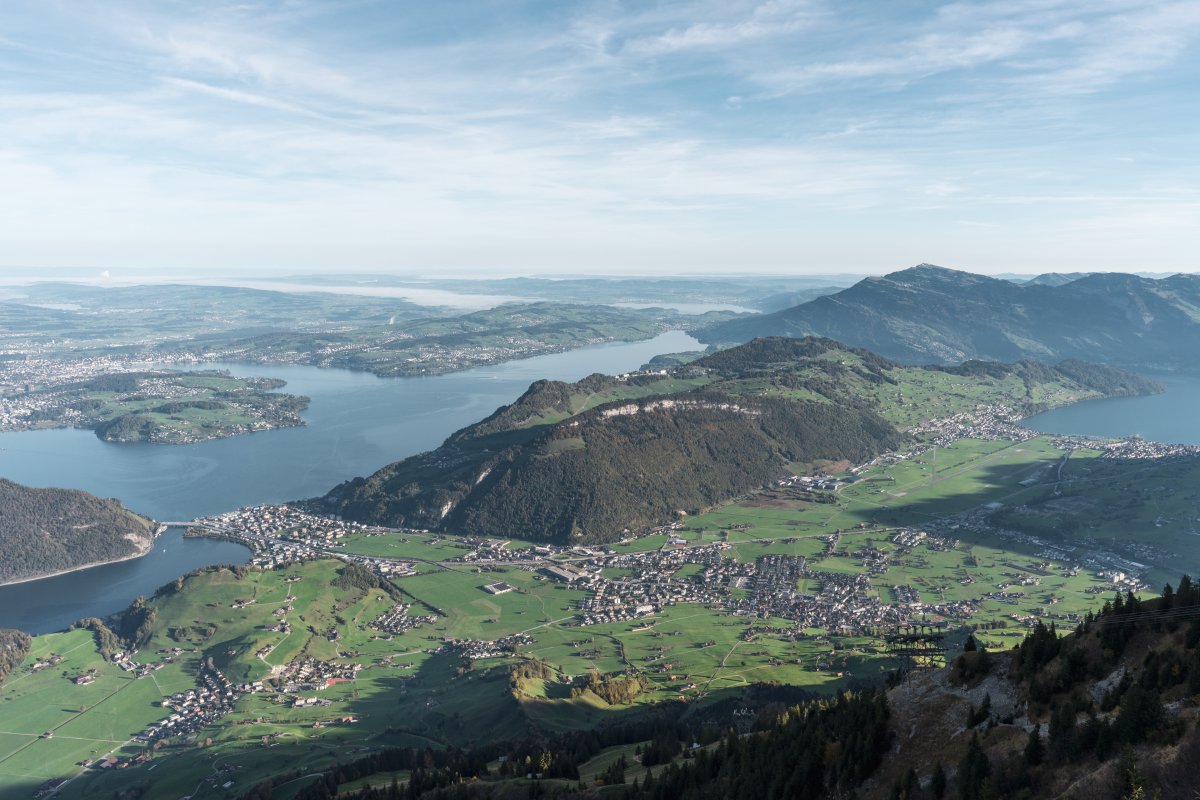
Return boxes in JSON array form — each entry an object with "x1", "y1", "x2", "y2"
[
  {"x1": 0, "y1": 479, "x2": 157, "y2": 585},
  {"x1": 0, "y1": 369, "x2": 309, "y2": 444}
]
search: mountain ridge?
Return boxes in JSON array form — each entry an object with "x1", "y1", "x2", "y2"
[
  {"x1": 701, "y1": 265, "x2": 1200, "y2": 369},
  {"x1": 321, "y1": 336, "x2": 1158, "y2": 543}
]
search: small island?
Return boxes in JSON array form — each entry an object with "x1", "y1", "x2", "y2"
[{"x1": 0, "y1": 369, "x2": 309, "y2": 444}]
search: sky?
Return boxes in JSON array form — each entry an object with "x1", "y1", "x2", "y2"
[{"x1": 0, "y1": 0, "x2": 1197, "y2": 278}]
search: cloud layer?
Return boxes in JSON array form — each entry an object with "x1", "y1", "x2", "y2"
[{"x1": 0, "y1": 0, "x2": 1196, "y2": 275}]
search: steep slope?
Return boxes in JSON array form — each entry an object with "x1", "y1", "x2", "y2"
[
  {"x1": 863, "y1": 582, "x2": 1200, "y2": 800},
  {"x1": 322, "y1": 337, "x2": 1157, "y2": 544},
  {"x1": 0, "y1": 479, "x2": 155, "y2": 584},
  {"x1": 701, "y1": 265, "x2": 1200, "y2": 369}
]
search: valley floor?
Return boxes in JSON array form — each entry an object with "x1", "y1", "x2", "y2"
[{"x1": 3, "y1": 424, "x2": 1196, "y2": 798}]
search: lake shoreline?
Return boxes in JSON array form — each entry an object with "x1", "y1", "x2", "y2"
[
  {"x1": 1025, "y1": 372, "x2": 1200, "y2": 445},
  {"x1": 0, "y1": 537, "x2": 155, "y2": 589},
  {"x1": 0, "y1": 332, "x2": 701, "y2": 633}
]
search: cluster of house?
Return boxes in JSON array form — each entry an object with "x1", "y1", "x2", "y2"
[
  {"x1": 1091, "y1": 435, "x2": 1200, "y2": 461},
  {"x1": 26, "y1": 653, "x2": 64, "y2": 673},
  {"x1": 1096, "y1": 570, "x2": 1148, "y2": 593},
  {"x1": 32, "y1": 777, "x2": 70, "y2": 797},
  {"x1": 136, "y1": 660, "x2": 260, "y2": 745},
  {"x1": 905, "y1": 404, "x2": 1033, "y2": 448},
  {"x1": 456, "y1": 537, "x2": 517, "y2": 562},
  {"x1": 439, "y1": 633, "x2": 535, "y2": 661},
  {"x1": 369, "y1": 602, "x2": 438, "y2": 636},
  {"x1": 982, "y1": 589, "x2": 1027, "y2": 606},
  {"x1": 195, "y1": 504, "x2": 374, "y2": 547},
  {"x1": 111, "y1": 651, "x2": 167, "y2": 678},
  {"x1": 929, "y1": 503, "x2": 1154, "y2": 595},
  {"x1": 190, "y1": 504, "x2": 402, "y2": 571},
  {"x1": 529, "y1": 534, "x2": 985, "y2": 633},
  {"x1": 0, "y1": 354, "x2": 144, "y2": 425},
  {"x1": 563, "y1": 545, "x2": 733, "y2": 625},
  {"x1": 274, "y1": 657, "x2": 361, "y2": 694},
  {"x1": 890, "y1": 529, "x2": 958, "y2": 551}
]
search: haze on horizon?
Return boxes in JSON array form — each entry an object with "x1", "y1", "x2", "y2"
[{"x1": 1, "y1": 0, "x2": 1197, "y2": 277}]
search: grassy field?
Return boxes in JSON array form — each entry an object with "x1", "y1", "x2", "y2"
[{"x1": 0, "y1": 630, "x2": 164, "y2": 792}]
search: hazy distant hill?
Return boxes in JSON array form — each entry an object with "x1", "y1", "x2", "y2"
[
  {"x1": 0, "y1": 479, "x2": 154, "y2": 584},
  {"x1": 701, "y1": 265, "x2": 1200, "y2": 369},
  {"x1": 1020, "y1": 271, "x2": 1095, "y2": 287},
  {"x1": 322, "y1": 337, "x2": 1155, "y2": 544}
]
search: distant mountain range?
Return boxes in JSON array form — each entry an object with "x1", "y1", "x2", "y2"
[{"x1": 701, "y1": 265, "x2": 1200, "y2": 370}]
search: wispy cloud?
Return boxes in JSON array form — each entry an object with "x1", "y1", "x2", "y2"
[{"x1": 0, "y1": 0, "x2": 1196, "y2": 274}]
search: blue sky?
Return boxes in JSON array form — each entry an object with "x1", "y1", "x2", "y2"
[{"x1": 0, "y1": 0, "x2": 1197, "y2": 276}]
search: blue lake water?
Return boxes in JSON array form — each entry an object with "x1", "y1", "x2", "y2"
[
  {"x1": 0, "y1": 331, "x2": 700, "y2": 632},
  {"x1": 1025, "y1": 373, "x2": 1200, "y2": 445}
]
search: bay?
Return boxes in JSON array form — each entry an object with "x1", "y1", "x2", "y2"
[
  {"x1": 1025, "y1": 373, "x2": 1200, "y2": 444},
  {"x1": 0, "y1": 331, "x2": 700, "y2": 632},
  {"x1": 0, "y1": 529, "x2": 251, "y2": 634}
]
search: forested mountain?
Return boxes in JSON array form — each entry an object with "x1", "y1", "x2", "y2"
[
  {"x1": 322, "y1": 336, "x2": 1155, "y2": 543},
  {"x1": 0, "y1": 479, "x2": 155, "y2": 583},
  {"x1": 701, "y1": 265, "x2": 1200, "y2": 369}
]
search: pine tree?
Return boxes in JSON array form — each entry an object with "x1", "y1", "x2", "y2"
[
  {"x1": 1024, "y1": 723, "x2": 1043, "y2": 766},
  {"x1": 958, "y1": 734, "x2": 990, "y2": 800}
]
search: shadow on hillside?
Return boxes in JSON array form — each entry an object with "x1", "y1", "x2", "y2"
[
  {"x1": 839, "y1": 454, "x2": 1199, "y2": 571},
  {"x1": 0, "y1": 776, "x2": 44, "y2": 799}
]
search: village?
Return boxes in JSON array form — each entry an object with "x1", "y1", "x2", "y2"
[
  {"x1": 187, "y1": 504, "x2": 419, "y2": 575},
  {"x1": 136, "y1": 659, "x2": 259, "y2": 746}
]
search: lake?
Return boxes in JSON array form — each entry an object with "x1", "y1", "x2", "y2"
[
  {"x1": 1025, "y1": 373, "x2": 1200, "y2": 444},
  {"x1": 0, "y1": 529, "x2": 251, "y2": 634},
  {"x1": 0, "y1": 331, "x2": 700, "y2": 632}
]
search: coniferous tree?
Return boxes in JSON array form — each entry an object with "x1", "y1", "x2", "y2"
[
  {"x1": 1024, "y1": 724, "x2": 1043, "y2": 766},
  {"x1": 958, "y1": 734, "x2": 990, "y2": 800}
]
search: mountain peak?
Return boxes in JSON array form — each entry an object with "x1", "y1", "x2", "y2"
[{"x1": 889, "y1": 263, "x2": 987, "y2": 280}]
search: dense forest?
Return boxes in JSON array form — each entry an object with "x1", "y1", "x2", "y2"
[
  {"x1": 327, "y1": 389, "x2": 899, "y2": 543},
  {"x1": 0, "y1": 479, "x2": 154, "y2": 583}
]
